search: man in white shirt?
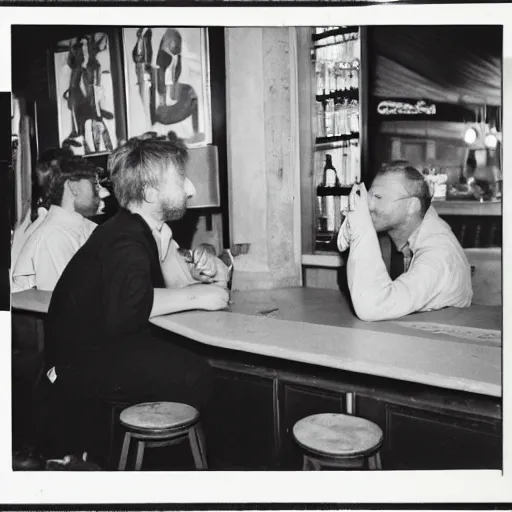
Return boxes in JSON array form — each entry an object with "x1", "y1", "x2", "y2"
[
  {"x1": 11, "y1": 156, "x2": 102, "y2": 292},
  {"x1": 338, "y1": 162, "x2": 472, "y2": 321}
]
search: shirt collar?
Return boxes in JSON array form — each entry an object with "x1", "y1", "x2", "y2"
[
  {"x1": 394, "y1": 206, "x2": 434, "y2": 254},
  {"x1": 136, "y1": 212, "x2": 174, "y2": 261},
  {"x1": 46, "y1": 205, "x2": 91, "y2": 226}
]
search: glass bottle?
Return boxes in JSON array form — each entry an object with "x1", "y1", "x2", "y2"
[
  {"x1": 316, "y1": 101, "x2": 325, "y2": 138},
  {"x1": 322, "y1": 154, "x2": 340, "y2": 233},
  {"x1": 324, "y1": 99, "x2": 335, "y2": 138},
  {"x1": 323, "y1": 154, "x2": 341, "y2": 188}
]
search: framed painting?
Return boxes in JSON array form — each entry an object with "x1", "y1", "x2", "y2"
[
  {"x1": 122, "y1": 27, "x2": 212, "y2": 148},
  {"x1": 52, "y1": 31, "x2": 123, "y2": 156}
]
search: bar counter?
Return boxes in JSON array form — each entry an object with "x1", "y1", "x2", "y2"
[
  {"x1": 12, "y1": 287, "x2": 501, "y2": 397},
  {"x1": 11, "y1": 287, "x2": 502, "y2": 470}
]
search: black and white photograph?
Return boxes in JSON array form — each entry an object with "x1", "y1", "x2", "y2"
[{"x1": 2, "y1": 4, "x2": 511, "y2": 506}]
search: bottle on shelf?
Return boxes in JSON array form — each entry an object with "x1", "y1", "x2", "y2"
[
  {"x1": 351, "y1": 64, "x2": 359, "y2": 90},
  {"x1": 315, "y1": 101, "x2": 325, "y2": 138},
  {"x1": 322, "y1": 154, "x2": 341, "y2": 188},
  {"x1": 334, "y1": 101, "x2": 342, "y2": 137},
  {"x1": 324, "y1": 99, "x2": 335, "y2": 138},
  {"x1": 329, "y1": 64, "x2": 336, "y2": 95},
  {"x1": 321, "y1": 154, "x2": 342, "y2": 233},
  {"x1": 317, "y1": 195, "x2": 328, "y2": 233},
  {"x1": 315, "y1": 61, "x2": 324, "y2": 96},
  {"x1": 349, "y1": 100, "x2": 359, "y2": 133}
]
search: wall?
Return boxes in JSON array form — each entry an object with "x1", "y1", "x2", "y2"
[{"x1": 225, "y1": 28, "x2": 302, "y2": 290}]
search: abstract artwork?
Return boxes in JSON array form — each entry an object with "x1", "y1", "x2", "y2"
[
  {"x1": 123, "y1": 27, "x2": 212, "y2": 147},
  {"x1": 53, "y1": 32, "x2": 118, "y2": 156}
]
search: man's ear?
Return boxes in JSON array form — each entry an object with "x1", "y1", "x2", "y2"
[
  {"x1": 410, "y1": 196, "x2": 422, "y2": 215},
  {"x1": 65, "y1": 180, "x2": 79, "y2": 196},
  {"x1": 144, "y1": 186, "x2": 158, "y2": 204}
]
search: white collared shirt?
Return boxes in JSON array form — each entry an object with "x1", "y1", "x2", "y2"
[
  {"x1": 136, "y1": 212, "x2": 174, "y2": 262},
  {"x1": 135, "y1": 212, "x2": 197, "y2": 288},
  {"x1": 12, "y1": 205, "x2": 97, "y2": 292},
  {"x1": 340, "y1": 206, "x2": 473, "y2": 321}
]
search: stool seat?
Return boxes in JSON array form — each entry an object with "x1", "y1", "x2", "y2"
[
  {"x1": 119, "y1": 402, "x2": 199, "y2": 432},
  {"x1": 118, "y1": 401, "x2": 207, "y2": 470},
  {"x1": 293, "y1": 413, "x2": 383, "y2": 458}
]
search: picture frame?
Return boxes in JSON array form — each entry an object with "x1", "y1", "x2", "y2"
[
  {"x1": 122, "y1": 27, "x2": 212, "y2": 148},
  {"x1": 50, "y1": 30, "x2": 126, "y2": 157}
]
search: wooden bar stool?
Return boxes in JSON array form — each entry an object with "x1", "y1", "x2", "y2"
[
  {"x1": 293, "y1": 413, "x2": 383, "y2": 470},
  {"x1": 117, "y1": 402, "x2": 207, "y2": 471}
]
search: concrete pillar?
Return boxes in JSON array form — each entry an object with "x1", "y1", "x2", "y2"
[{"x1": 225, "y1": 27, "x2": 301, "y2": 290}]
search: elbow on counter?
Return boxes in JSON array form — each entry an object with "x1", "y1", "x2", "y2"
[
  {"x1": 354, "y1": 309, "x2": 385, "y2": 323},
  {"x1": 351, "y1": 297, "x2": 388, "y2": 322},
  {"x1": 351, "y1": 290, "x2": 407, "y2": 322}
]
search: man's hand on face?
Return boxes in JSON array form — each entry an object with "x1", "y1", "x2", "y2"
[{"x1": 343, "y1": 182, "x2": 375, "y2": 244}]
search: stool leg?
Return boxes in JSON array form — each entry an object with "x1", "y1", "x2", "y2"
[
  {"x1": 346, "y1": 392, "x2": 356, "y2": 415},
  {"x1": 368, "y1": 452, "x2": 382, "y2": 470},
  {"x1": 189, "y1": 424, "x2": 208, "y2": 470},
  {"x1": 134, "y1": 440, "x2": 145, "y2": 471},
  {"x1": 303, "y1": 455, "x2": 321, "y2": 471},
  {"x1": 118, "y1": 432, "x2": 131, "y2": 471},
  {"x1": 310, "y1": 457, "x2": 322, "y2": 470}
]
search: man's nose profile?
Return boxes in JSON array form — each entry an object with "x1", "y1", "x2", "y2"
[{"x1": 185, "y1": 177, "x2": 196, "y2": 199}]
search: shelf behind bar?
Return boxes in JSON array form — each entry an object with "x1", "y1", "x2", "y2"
[
  {"x1": 316, "y1": 89, "x2": 359, "y2": 102},
  {"x1": 316, "y1": 133, "x2": 359, "y2": 145},
  {"x1": 315, "y1": 140, "x2": 353, "y2": 151},
  {"x1": 317, "y1": 185, "x2": 353, "y2": 196},
  {"x1": 312, "y1": 27, "x2": 359, "y2": 43},
  {"x1": 433, "y1": 200, "x2": 502, "y2": 217}
]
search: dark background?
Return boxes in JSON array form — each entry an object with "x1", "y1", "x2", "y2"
[{"x1": 0, "y1": 92, "x2": 12, "y2": 311}]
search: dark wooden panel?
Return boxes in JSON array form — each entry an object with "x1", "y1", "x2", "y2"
[
  {"x1": 384, "y1": 405, "x2": 501, "y2": 470},
  {"x1": 441, "y1": 215, "x2": 502, "y2": 248},
  {"x1": 207, "y1": 367, "x2": 277, "y2": 470}
]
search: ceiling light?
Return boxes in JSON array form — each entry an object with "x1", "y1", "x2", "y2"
[
  {"x1": 484, "y1": 133, "x2": 498, "y2": 150},
  {"x1": 464, "y1": 127, "x2": 478, "y2": 145}
]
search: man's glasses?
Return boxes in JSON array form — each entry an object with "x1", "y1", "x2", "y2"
[
  {"x1": 392, "y1": 195, "x2": 419, "y2": 203},
  {"x1": 369, "y1": 193, "x2": 419, "y2": 203}
]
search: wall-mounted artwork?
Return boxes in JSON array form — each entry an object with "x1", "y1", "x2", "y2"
[
  {"x1": 123, "y1": 27, "x2": 212, "y2": 148},
  {"x1": 53, "y1": 32, "x2": 119, "y2": 156}
]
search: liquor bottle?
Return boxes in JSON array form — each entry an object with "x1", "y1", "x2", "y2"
[
  {"x1": 322, "y1": 155, "x2": 341, "y2": 233},
  {"x1": 323, "y1": 154, "x2": 341, "y2": 188}
]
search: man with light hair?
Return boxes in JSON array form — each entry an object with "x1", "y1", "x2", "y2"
[
  {"x1": 338, "y1": 161, "x2": 472, "y2": 321},
  {"x1": 42, "y1": 132, "x2": 229, "y2": 458}
]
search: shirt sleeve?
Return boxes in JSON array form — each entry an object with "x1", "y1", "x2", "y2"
[
  {"x1": 346, "y1": 229, "x2": 448, "y2": 321},
  {"x1": 34, "y1": 230, "x2": 79, "y2": 291},
  {"x1": 102, "y1": 236, "x2": 156, "y2": 339}
]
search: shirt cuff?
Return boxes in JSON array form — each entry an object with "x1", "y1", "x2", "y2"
[{"x1": 337, "y1": 218, "x2": 351, "y2": 252}]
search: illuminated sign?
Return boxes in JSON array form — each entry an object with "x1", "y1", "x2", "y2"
[{"x1": 377, "y1": 100, "x2": 437, "y2": 116}]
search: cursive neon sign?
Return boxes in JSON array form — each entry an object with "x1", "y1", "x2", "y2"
[{"x1": 377, "y1": 100, "x2": 437, "y2": 116}]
